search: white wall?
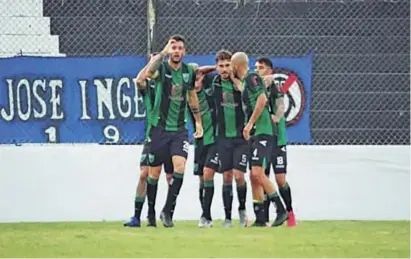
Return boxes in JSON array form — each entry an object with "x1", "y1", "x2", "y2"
[{"x1": 0, "y1": 145, "x2": 409, "y2": 223}]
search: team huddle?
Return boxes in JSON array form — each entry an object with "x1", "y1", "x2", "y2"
[{"x1": 124, "y1": 35, "x2": 295, "y2": 228}]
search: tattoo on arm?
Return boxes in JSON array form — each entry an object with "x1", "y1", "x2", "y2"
[
  {"x1": 188, "y1": 90, "x2": 202, "y2": 122},
  {"x1": 147, "y1": 53, "x2": 164, "y2": 76},
  {"x1": 275, "y1": 97, "x2": 285, "y2": 118}
]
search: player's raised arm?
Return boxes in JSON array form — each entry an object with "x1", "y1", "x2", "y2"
[
  {"x1": 136, "y1": 53, "x2": 158, "y2": 89},
  {"x1": 145, "y1": 40, "x2": 174, "y2": 79}
]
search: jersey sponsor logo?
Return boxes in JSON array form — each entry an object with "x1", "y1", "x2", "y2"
[
  {"x1": 272, "y1": 68, "x2": 306, "y2": 126},
  {"x1": 259, "y1": 140, "x2": 267, "y2": 147},
  {"x1": 221, "y1": 91, "x2": 238, "y2": 108},
  {"x1": 182, "y1": 73, "x2": 190, "y2": 83},
  {"x1": 170, "y1": 84, "x2": 185, "y2": 101}
]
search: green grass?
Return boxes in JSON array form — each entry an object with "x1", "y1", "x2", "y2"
[{"x1": 0, "y1": 220, "x2": 409, "y2": 258}]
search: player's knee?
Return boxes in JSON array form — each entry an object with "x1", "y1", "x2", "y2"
[
  {"x1": 233, "y1": 170, "x2": 245, "y2": 185},
  {"x1": 223, "y1": 171, "x2": 233, "y2": 184},
  {"x1": 250, "y1": 170, "x2": 264, "y2": 184},
  {"x1": 203, "y1": 168, "x2": 214, "y2": 181},
  {"x1": 139, "y1": 167, "x2": 149, "y2": 182},
  {"x1": 172, "y1": 157, "x2": 186, "y2": 173},
  {"x1": 275, "y1": 173, "x2": 286, "y2": 187},
  {"x1": 149, "y1": 166, "x2": 162, "y2": 178}
]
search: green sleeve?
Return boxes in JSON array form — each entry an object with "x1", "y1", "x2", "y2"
[{"x1": 245, "y1": 72, "x2": 265, "y2": 96}]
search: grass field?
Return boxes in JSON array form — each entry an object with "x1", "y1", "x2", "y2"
[{"x1": 0, "y1": 220, "x2": 409, "y2": 258}]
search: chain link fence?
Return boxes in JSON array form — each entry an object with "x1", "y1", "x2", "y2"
[{"x1": 0, "y1": 0, "x2": 409, "y2": 145}]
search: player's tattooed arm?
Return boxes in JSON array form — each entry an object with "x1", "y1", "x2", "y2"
[
  {"x1": 188, "y1": 90, "x2": 204, "y2": 138},
  {"x1": 271, "y1": 97, "x2": 284, "y2": 123},
  {"x1": 145, "y1": 53, "x2": 164, "y2": 79},
  {"x1": 135, "y1": 63, "x2": 150, "y2": 89},
  {"x1": 146, "y1": 39, "x2": 174, "y2": 78}
]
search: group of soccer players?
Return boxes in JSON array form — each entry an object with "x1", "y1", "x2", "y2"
[{"x1": 124, "y1": 34, "x2": 296, "y2": 228}]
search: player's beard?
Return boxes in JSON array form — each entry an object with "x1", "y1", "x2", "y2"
[
  {"x1": 221, "y1": 72, "x2": 230, "y2": 80},
  {"x1": 170, "y1": 55, "x2": 182, "y2": 64}
]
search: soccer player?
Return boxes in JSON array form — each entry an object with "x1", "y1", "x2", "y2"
[
  {"x1": 255, "y1": 57, "x2": 296, "y2": 227},
  {"x1": 123, "y1": 53, "x2": 174, "y2": 228},
  {"x1": 212, "y1": 50, "x2": 249, "y2": 228},
  {"x1": 186, "y1": 63, "x2": 219, "y2": 228},
  {"x1": 144, "y1": 35, "x2": 203, "y2": 228},
  {"x1": 231, "y1": 52, "x2": 288, "y2": 227}
]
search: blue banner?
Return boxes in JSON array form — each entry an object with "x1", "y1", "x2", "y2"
[{"x1": 0, "y1": 54, "x2": 312, "y2": 144}]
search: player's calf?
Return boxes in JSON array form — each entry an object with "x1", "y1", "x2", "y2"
[
  {"x1": 146, "y1": 165, "x2": 162, "y2": 227},
  {"x1": 250, "y1": 173, "x2": 266, "y2": 226},
  {"x1": 124, "y1": 166, "x2": 149, "y2": 228},
  {"x1": 251, "y1": 167, "x2": 288, "y2": 227},
  {"x1": 234, "y1": 169, "x2": 248, "y2": 227},
  {"x1": 222, "y1": 171, "x2": 234, "y2": 227},
  {"x1": 201, "y1": 168, "x2": 215, "y2": 226},
  {"x1": 161, "y1": 156, "x2": 187, "y2": 228},
  {"x1": 275, "y1": 173, "x2": 295, "y2": 227}
]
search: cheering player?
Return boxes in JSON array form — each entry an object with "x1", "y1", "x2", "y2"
[
  {"x1": 255, "y1": 57, "x2": 296, "y2": 227},
  {"x1": 231, "y1": 52, "x2": 288, "y2": 227},
  {"x1": 144, "y1": 35, "x2": 203, "y2": 228}
]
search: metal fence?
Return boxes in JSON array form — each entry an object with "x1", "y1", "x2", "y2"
[{"x1": 0, "y1": 0, "x2": 409, "y2": 145}]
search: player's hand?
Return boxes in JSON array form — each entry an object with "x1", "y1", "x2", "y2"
[
  {"x1": 194, "y1": 121, "x2": 204, "y2": 139},
  {"x1": 271, "y1": 114, "x2": 280, "y2": 123},
  {"x1": 263, "y1": 75, "x2": 273, "y2": 87},
  {"x1": 161, "y1": 39, "x2": 175, "y2": 56},
  {"x1": 243, "y1": 123, "x2": 253, "y2": 141}
]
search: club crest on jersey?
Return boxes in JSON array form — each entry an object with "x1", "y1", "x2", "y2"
[
  {"x1": 170, "y1": 84, "x2": 184, "y2": 101},
  {"x1": 221, "y1": 91, "x2": 238, "y2": 108},
  {"x1": 182, "y1": 73, "x2": 190, "y2": 83},
  {"x1": 272, "y1": 68, "x2": 306, "y2": 126}
]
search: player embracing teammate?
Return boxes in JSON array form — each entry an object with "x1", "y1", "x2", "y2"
[{"x1": 124, "y1": 35, "x2": 295, "y2": 228}]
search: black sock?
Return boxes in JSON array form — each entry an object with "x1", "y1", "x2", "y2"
[
  {"x1": 263, "y1": 193, "x2": 270, "y2": 222},
  {"x1": 134, "y1": 196, "x2": 145, "y2": 220},
  {"x1": 279, "y1": 182, "x2": 293, "y2": 212},
  {"x1": 253, "y1": 201, "x2": 265, "y2": 223},
  {"x1": 163, "y1": 172, "x2": 184, "y2": 214},
  {"x1": 236, "y1": 183, "x2": 247, "y2": 211},
  {"x1": 203, "y1": 180, "x2": 214, "y2": 220},
  {"x1": 199, "y1": 182, "x2": 205, "y2": 216},
  {"x1": 222, "y1": 184, "x2": 233, "y2": 220},
  {"x1": 268, "y1": 192, "x2": 286, "y2": 214},
  {"x1": 146, "y1": 177, "x2": 158, "y2": 217}
]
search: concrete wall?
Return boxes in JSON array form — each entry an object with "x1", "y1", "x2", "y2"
[{"x1": 0, "y1": 145, "x2": 409, "y2": 223}]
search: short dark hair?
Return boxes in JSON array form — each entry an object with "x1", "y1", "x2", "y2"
[
  {"x1": 215, "y1": 50, "x2": 232, "y2": 62},
  {"x1": 169, "y1": 34, "x2": 186, "y2": 45},
  {"x1": 256, "y1": 57, "x2": 273, "y2": 69}
]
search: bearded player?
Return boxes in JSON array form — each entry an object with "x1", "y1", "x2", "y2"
[
  {"x1": 185, "y1": 63, "x2": 219, "y2": 228},
  {"x1": 144, "y1": 35, "x2": 203, "y2": 228},
  {"x1": 255, "y1": 57, "x2": 296, "y2": 227},
  {"x1": 231, "y1": 52, "x2": 288, "y2": 227},
  {"x1": 212, "y1": 50, "x2": 249, "y2": 228},
  {"x1": 123, "y1": 53, "x2": 173, "y2": 228}
]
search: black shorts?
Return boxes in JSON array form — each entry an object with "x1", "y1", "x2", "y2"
[
  {"x1": 140, "y1": 141, "x2": 173, "y2": 174},
  {"x1": 249, "y1": 134, "x2": 273, "y2": 169},
  {"x1": 140, "y1": 142, "x2": 150, "y2": 167},
  {"x1": 217, "y1": 137, "x2": 249, "y2": 173},
  {"x1": 194, "y1": 140, "x2": 219, "y2": 176},
  {"x1": 148, "y1": 126, "x2": 189, "y2": 168},
  {"x1": 265, "y1": 144, "x2": 288, "y2": 175}
]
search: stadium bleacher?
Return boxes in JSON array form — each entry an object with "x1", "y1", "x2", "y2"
[{"x1": 0, "y1": 0, "x2": 64, "y2": 57}]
